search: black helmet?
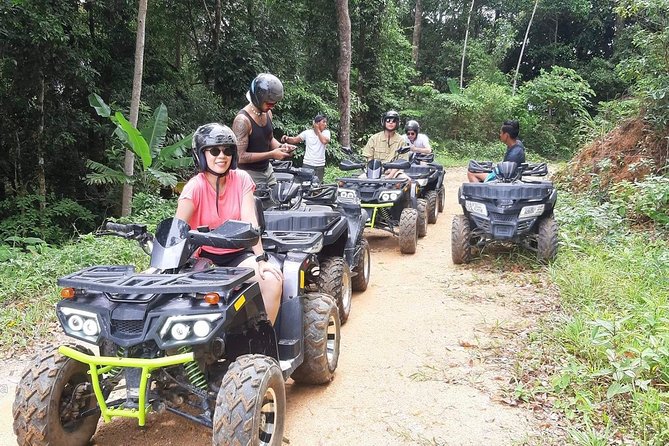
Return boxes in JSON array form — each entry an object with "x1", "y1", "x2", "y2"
[
  {"x1": 192, "y1": 123, "x2": 238, "y2": 173},
  {"x1": 381, "y1": 110, "x2": 400, "y2": 129},
  {"x1": 405, "y1": 120, "x2": 420, "y2": 134},
  {"x1": 248, "y1": 73, "x2": 284, "y2": 109}
]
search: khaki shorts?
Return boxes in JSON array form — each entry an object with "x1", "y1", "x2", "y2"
[{"x1": 241, "y1": 164, "x2": 277, "y2": 187}]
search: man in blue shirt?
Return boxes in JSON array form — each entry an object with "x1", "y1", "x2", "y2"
[{"x1": 467, "y1": 120, "x2": 526, "y2": 182}]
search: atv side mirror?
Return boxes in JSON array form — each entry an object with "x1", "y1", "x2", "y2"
[{"x1": 254, "y1": 196, "x2": 266, "y2": 233}]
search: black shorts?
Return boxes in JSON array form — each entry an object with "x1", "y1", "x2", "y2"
[{"x1": 199, "y1": 249, "x2": 254, "y2": 267}]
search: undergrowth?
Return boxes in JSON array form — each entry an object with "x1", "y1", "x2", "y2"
[{"x1": 518, "y1": 192, "x2": 669, "y2": 445}]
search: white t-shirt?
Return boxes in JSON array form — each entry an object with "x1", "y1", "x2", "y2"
[
  {"x1": 403, "y1": 133, "x2": 430, "y2": 148},
  {"x1": 299, "y1": 129, "x2": 331, "y2": 167}
]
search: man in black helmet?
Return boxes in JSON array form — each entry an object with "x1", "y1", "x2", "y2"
[
  {"x1": 232, "y1": 73, "x2": 297, "y2": 187},
  {"x1": 362, "y1": 110, "x2": 408, "y2": 178}
]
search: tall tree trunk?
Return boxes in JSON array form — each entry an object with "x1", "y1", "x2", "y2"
[
  {"x1": 336, "y1": 0, "x2": 352, "y2": 147},
  {"x1": 213, "y1": 0, "x2": 221, "y2": 50},
  {"x1": 460, "y1": 0, "x2": 476, "y2": 89},
  {"x1": 513, "y1": 0, "x2": 539, "y2": 95},
  {"x1": 122, "y1": 0, "x2": 148, "y2": 217},
  {"x1": 411, "y1": 0, "x2": 423, "y2": 64},
  {"x1": 37, "y1": 68, "x2": 46, "y2": 210}
]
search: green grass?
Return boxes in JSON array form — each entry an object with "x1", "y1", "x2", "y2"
[{"x1": 517, "y1": 191, "x2": 669, "y2": 445}]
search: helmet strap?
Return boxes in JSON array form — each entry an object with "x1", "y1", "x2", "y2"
[{"x1": 205, "y1": 167, "x2": 230, "y2": 216}]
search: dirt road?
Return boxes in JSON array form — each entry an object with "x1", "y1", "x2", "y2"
[{"x1": 1, "y1": 168, "x2": 550, "y2": 445}]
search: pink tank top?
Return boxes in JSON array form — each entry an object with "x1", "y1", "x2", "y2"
[{"x1": 178, "y1": 170, "x2": 256, "y2": 255}]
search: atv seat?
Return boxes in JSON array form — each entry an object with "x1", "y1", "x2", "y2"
[
  {"x1": 264, "y1": 209, "x2": 342, "y2": 233},
  {"x1": 404, "y1": 165, "x2": 435, "y2": 179}
]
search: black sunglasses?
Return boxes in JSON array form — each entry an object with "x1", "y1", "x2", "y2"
[
  {"x1": 407, "y1": 131, "x2": 416, "y2": 135},
  {"x1": 205, "y1": 146, "x2": 235, "y2": 157},
  {"x1": 384, "y1": 118, "x2": 398, "y2": 123}
]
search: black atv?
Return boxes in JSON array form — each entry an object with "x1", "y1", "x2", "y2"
[
  {"x1": 337, "y1": 146, "x2": 428, "y2": 254},
  {"x1": 404, "y1": 153, "x2": 446, "y2": 225},
  {"x1": 452, "y1": 160, "x2": 558, "y2": 264},
  {"x1": 13, "y1": 209, "x2": 341, "y2": 446},
  {"x1": 261, "y1": 175, "x2": 370, "y2": 324}
]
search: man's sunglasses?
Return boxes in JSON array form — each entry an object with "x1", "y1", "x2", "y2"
[
  {"x1": 384, "y1": 118, "x2": 398, "y2": 123},
  {"x1": 407, "y1": 131, "x2": 416, "y2": 136},
  {"x1": 205, "y1": 146, "x2": 235, "y2": 157}
]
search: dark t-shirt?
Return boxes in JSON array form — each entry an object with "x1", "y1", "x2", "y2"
[{"x1": 503, "y1": 140, "x2": 526, "y2": 165}]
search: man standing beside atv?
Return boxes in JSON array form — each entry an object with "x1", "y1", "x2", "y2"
[
  {"x1": 281, "y1": 114, "x2": 332, "y2": 182},
  {"x1": 232, "y1": 73, "x2": 298, "y2": 187},
  {"x1": 467, "y1": 119, "x2": 526, "y2": 182},
  {"x1": 362, "y1": 110, "x2": 408, "y2": 179}
]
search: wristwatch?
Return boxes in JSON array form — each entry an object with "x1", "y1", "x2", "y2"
[{"x1": 255, "y1": 252, "x2": 269, "y2": 262}]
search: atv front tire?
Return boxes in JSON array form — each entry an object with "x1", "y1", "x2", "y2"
[
  {"x1": 416, "y1": 198, "x2": 428, "y2": 238},
  {"x1": 536, "y1": 215, "x2": 558, "y2": 262},
  {"x1": 351, "y1": 238, "x2": 371, "y2": 292},
  {"x1": 213, "y1": 354, "x2": 286, "y2": 446},
  {"x1": 291, "y1": 293, "x2": 340, "y2": 384},
  {"x1": 451, "y1": 215, "x2": 473, "y2": 264},
  {"x1": 399, "y1": 208, "x2": 418, "y2": 254},
  {"x1": 425, "y1": 190, "x2": 439, "y2": 224},
  {"x1": 317, "y1": 256, "x2": 353, "y2": 324},
  {"x1": 13, "y1": 347, "x2": 100, "y2": 446}
]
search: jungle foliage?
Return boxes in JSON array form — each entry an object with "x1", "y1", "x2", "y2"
[{"x1": 0, "y1": 0, "x2": 667, "y2": 245}]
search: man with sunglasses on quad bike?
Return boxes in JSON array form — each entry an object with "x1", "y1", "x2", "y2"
[
  {"x1": 362, "y1": 110, "x2": 409, "y2": 179},
  {"x1": 232, "y1": 73, "x2": 298, "y2": 187},
  {"x1": 177, "y1": 122, "x2": 284, "y2": 324},
  {"x1": 403, "y1": 119, "x2": 433, "y2": 165}
]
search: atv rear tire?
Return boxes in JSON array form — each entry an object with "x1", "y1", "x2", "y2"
[
  {"x1": 213, "y1": 354, "x2": 285, "y2": 446},
  {"x1": 536, "y1": 215, "x2": 558, "y2": 263},
  {"x1": 416, "y1": 198, "x2": 428, "y2": 238},
  {"x1": 437, "y1": 188, "x2": 445, "y2": 213},
  {"x1": 451, "y1": 215, "x2": 473, "y2": 264},
  {"x1": 351, "y1": 239, "x2": 371, "y2": 292},
  {"x1": 13, "y1": 346, "x2": 100, "y2": 446},
  {"x1": 425, "y1": 191, "x2": 439, "y2": 224},
  {"x1": 399, "y1": 208, "x2": 418, "y2": 254},
  {"x1": 291, "y1": 293, "x2": 340, "y2": 384},
  {"x1": 317, "y1": 256, "x2": 352, "y2": 324}
]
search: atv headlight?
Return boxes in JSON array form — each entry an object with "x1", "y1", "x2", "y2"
[
  {"x1": 519, "y1": 204, "x2": 545, "y2": 219},
  {"x1": 158, "y1": 313, "x2": 223, "y2": 346},
  {"x1": 60, "y1": 307, "x2": 101, "y2": 343},
  {"x1": 380, "y1": 191, "x2": 400, "y2": 202},
  {"x1": 338, "y1": 188, "x2": 356, "y2": 199},
  {"x1": 465, "y1": 200, "x2": 488, "y2": 217},
  {"x1": 302, "y1": 235, "x2": 324, "y2": 253},
  {"x1": 416, "y1": 178, "x2": 428, "y2": 187}
]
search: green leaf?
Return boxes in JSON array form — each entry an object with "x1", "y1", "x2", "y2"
[
  {"x1": 159, "y1": 133, "x2": 193, "y2": 160},
  {"x1": 88, "y1": 93, "x2": 111, "y2": 118},
  {"x1": 113, "y1": 112, "x2": 152, "y2": 169},
  {"x1": 606, "y1": 382, "x2": 632, "y2": 399},
  {"x1": 84, "y1": 160, "x2": 130, "y2": 185},
  {"x1": 148, "y1": 168, "x2": 178, "y2": 187},
  {"x1": 141, "y1": 103, "x2": 168, "y2": 158}
]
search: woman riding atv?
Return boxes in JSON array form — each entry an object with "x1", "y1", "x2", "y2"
[{"x1": 176, "y1": 122, "x2": 283, "y2": 324}]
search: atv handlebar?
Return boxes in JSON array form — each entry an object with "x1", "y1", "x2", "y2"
[{"x1": 99, "y1": 222, "x2": 154, "y2": 255}]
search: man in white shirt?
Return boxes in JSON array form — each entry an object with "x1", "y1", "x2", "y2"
[
  {"x1": 281, "y1": 114, "x2": 331, "y2": 181},
  {"x1": 403, "y1": 120, "x2": 433, "y2": 164}
]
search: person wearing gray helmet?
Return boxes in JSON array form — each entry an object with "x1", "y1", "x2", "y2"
[
  {"x1": 176, "y1": 122, "x2": 283, "y2": 324},
  {"x1": 232, "y1": 73, "x2": 297, "y2": 187},
  {"x1": 403, "y1": 120, "x2": 433, "y2": 164}
]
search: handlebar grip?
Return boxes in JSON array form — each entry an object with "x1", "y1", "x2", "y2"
[{"x1": 104, "y1": 222, "x2": 132, "y2": 233}]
